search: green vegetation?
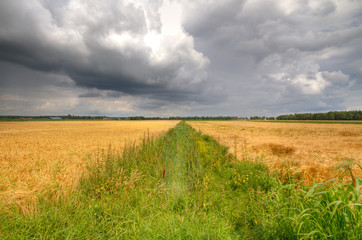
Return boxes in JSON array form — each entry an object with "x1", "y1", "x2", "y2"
[
  {"x1": 2, "y1": 110, "x2": 362, "y2": 122},
  {"x1": 251, "y1": 120, "x2": 362, "y2": 124},
  {"x1": 277, "y1": 110, "x2": 362, "y2": 121},
  {"x1": 58, "y1": 111, "x2": 361, "y2": 121},
  {"x1": 1, "y1": 122, "x2": 361, "y2": 239},
  {"x1": 0, "y1": 115, "x2": 244, "y2": 121}
]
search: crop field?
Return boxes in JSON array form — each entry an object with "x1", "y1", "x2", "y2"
[
  {"x1": 189, "y1": 121, "x2": 362, "y2": 184},
  {"x1": 0, "y1": 121, "x2": 361, "y2": 239},
  {"x1": 0, "y1": 120, "x2": 178, "y2": 213}
]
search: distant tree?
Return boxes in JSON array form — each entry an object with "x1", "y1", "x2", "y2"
[{"x1": 276, "y1": 111, "x2": 362, "y2": 121}]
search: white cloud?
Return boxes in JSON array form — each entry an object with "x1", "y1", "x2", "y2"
[{"x1": 292, "y1": 73, "x2": 330, "y2": 94}]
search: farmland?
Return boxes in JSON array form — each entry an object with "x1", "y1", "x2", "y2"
[
  {"x1": 0, "y1": 120, "x2": 178, "y2": 213},
  {"x1": 0, "y1": 120, "x2": 361, "y2": 239},
  {"x1": 189, "y1": 121, "x2": 362, "y2": 184}
]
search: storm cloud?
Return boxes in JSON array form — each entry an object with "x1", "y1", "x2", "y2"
[
  {"x1": 0, "y1": 0, "x2": 361, "y2": 116},
  {"x1": 0, "y1": 1, "x2": 209, "y2": 96}
]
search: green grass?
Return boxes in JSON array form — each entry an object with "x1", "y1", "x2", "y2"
[{"x1": 1, "y1": 121, "x2": 361, "y2": 239}]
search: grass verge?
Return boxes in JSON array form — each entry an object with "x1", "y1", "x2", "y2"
[{"x1": 0, "y1": 121, "x2": 361, "y2": 239}]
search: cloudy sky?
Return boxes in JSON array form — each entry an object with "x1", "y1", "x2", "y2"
[{"x1": 0, "y1": 0, "x2": 361, "y2": 117}]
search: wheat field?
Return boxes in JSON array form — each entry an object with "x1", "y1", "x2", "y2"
[
  {"x1": 0, "y1": 120, "x2": 178, "y2": 213},
  {"x1": 188, "y1": 121, "x2": 362, "y2": 184}
]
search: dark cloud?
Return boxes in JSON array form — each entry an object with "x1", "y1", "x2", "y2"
[
  {"x1": 78, "y1": 89, "x2": 125, "y2": 99},
  {"x1": 0, "y1": 0, "x2": 210, "y2": 104}
]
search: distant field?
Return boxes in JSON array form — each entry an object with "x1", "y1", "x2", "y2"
[
  {"x1": 188, "y1": 121, "x2": 362, "y2": 184},
  {"x1": 0, "y1": 120, "x2": 178, "y2": 213}
]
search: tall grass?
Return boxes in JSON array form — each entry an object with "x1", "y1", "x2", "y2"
[{"x1": 0, "y1": 121, "x2": 361, "y2": 239}]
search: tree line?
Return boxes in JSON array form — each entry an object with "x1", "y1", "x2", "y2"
[
  {"x1": 58, "y1": 115, "x2": 244, "y2": 120},
  {"x1": 276, "y1": 111, "x2": 362, "y2": 120},
  {"x1": 0, "y1": 115, "x2": 245, "y2": 121},
  {"x1": 1, "y1": 111, "x2": 361, "y2": 121}
]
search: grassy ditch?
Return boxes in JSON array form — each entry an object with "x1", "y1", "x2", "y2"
[{"x1": 1, "y1": 121, "x2": 361, "y2": 239}]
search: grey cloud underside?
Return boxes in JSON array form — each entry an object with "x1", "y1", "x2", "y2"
[
  {"x1": 0, "y1": 38, "x2": 204, "y2": 102},
  {"x1": 0, "y1": 40, "x2": 154, "y2": 95},
  {"x1": 0, "y1": 0, "x2": 211, "y2": 105}
]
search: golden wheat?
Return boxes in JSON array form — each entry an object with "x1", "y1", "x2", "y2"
[
  {"x1": 0, "y1": 120, "x2": 178, "y2": 213},
  {"x1": 189, "y1": 121, "x2": 362, "y2": 184}
]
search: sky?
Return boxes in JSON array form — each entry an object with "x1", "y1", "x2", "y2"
[{"x1": 0, "y1": 0, "x2": 361, "y2": 117}]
